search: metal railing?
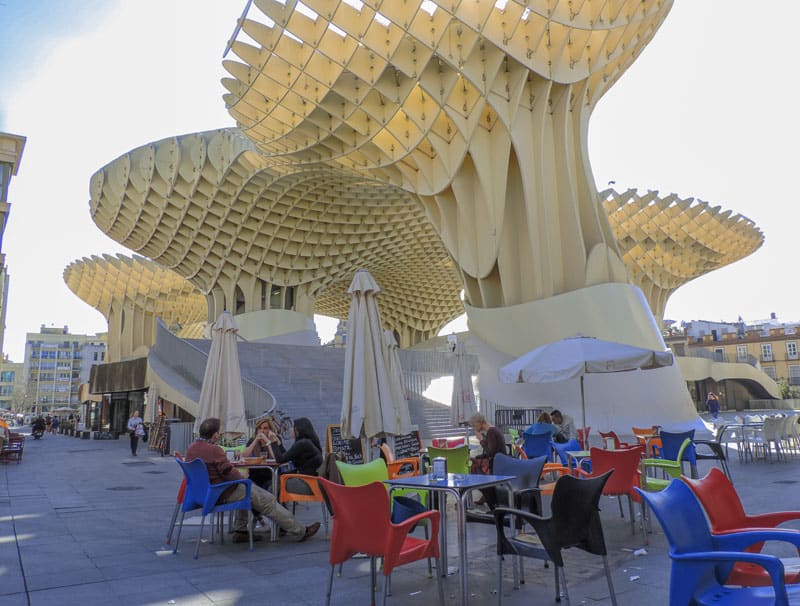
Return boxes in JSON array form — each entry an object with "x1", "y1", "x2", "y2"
[
  {"x1": 398, "y1": 349, "x2": 479, "y2": 374},
  {"x1": 680, "y1": 348, "x2": 758, "y2": 368},
  {"x1": 152, "y1": 319, "x2": 276, "y2": 420}
]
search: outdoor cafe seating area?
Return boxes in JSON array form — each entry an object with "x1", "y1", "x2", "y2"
[{"x1": 163, "y1": 410, "x2": 800, "y2": 605}]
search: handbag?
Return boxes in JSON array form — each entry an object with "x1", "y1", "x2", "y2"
[
  {"x1": 391, "y1": 494, "x2": 427, "y2": 532},
  {"x1": 142, "y1": 426, "x2": 148, "y2": 443}
]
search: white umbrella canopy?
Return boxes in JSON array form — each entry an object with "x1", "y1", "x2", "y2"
[
  {"x1": 499, "y1": 335, "x2": 674, "y2": 434},
  {"x1": 383, "y1": 330, "x2": 412, "y2": 435},
  {"x1": 341, "y1": 270, "x2": 406, "y2": 440},
  {"x1": 451, "y1": 341, "x2": 478, "y2": 425},
  {"x1": 194, "y1": 311, "x2": 248, "y2": 439}
]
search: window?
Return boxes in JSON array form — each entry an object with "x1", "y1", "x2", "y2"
[
  {"x1": 0, "y1": 371, "x2": 14, "y2": 382},
  {"x1": 101, "y1": 351, "x2": 105, "y2": 361},
  {"x1": 761, "y1": 343, "x2": 773, "y2": 362},
  {"x1": 713, "y1": 348, "x2": 724, "y2": 362},
  {"x1": 790, "y1": 366, "x2": 800, "y2": 386},
  {"x1": 763, "y1": 366, "x2": 777, "y2": 380},
  {"x1": 93, "y1": 352, "x2": 98, "y2": 361},
  {"x1": 788, "y1": 342, "x2": 798, "y2": 360},
  {"x1": 736, "y1": 345, "x2": 748, "y2": 362}
]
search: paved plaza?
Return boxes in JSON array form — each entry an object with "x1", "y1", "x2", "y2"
[{"x1": 1, "y1": 421, "x2": 798, "y2": 606}]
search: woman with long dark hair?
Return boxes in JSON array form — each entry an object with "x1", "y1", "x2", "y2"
[{"x1": 265, "y1": 417, "x2": 323, "y2": 476}]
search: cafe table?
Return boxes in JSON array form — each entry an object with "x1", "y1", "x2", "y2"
[
  {"x1": 384, "y1": 473, "x2": 514, "y2": 606},
  {"x1": 234, "y1": 458, "x2": 285, "y2": 541}
]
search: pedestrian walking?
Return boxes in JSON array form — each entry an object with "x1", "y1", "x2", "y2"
[
  {"x1": 127, "y1": 410, "x2": 144, "y2": 456},
  {"x1": 706, "y1": 392, "x2": 720, "y2": 419}
]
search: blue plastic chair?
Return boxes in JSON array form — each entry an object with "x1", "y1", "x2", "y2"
[
  {"x1": 522, "y1": 432, "x2": 552, "y2": 459},
  {"x1": 658, "y1": 430, "x2": 698, "y2": 478},
  {"x1": 173, "y1": 458, "x2": 254, "y2": 559},
  {"x1": 635, "y1": 480, "x2": 800, "y2": 605}
]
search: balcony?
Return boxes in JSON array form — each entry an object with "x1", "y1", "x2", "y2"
[{"x1": 761, "y1": 355, "x2": 774, "y2": 363}]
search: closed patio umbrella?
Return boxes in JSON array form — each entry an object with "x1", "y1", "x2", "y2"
[
  {"x1": 341, "y1": 270, "x2": 406, "y2": 441},
  {"x1": 383, "y1": 330, "x2": 412, "y2": 435},
  {"x1": 145, "y1": 382, "x2": 159, "y2": 425},
  {"x1": 194, "y1": 311, "x2": 247, "y2": 439},
  {"x1": 451, "y1": 341, "x2": 477, "y2": 425},
  {"x1": 499, "y1": 335, "x2": 674, "y2": 436}
]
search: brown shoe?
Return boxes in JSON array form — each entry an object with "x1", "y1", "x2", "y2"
[
  {"x1": 299, "y1": 522, "x2": 321, "y2": 542},
  {"x1": 232, "y1": 532, "x2": 263, "y2": 544}
]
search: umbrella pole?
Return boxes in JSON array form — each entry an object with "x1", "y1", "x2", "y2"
[{"x1": 580, "y1": 375, "x2": 587, "y2": 445}]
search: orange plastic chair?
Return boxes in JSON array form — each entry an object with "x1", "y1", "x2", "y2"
[
  {"x1": 165, "y1": 451, "x2": 186, "y2": 544},
  {"x1": 387, "y1": 457, "x2": 420, "y2": 479},
  {"x1": 513, "y1": 444, "x2": 528, "y2": 460},
  {"x1": 319, "y1": 479, "x2": 444, "y2": 606},
  {"x1": 380, "y1": 443, "x2": 396, "y2": 463},
  {"x1": 539, "y1": 462, "x2": 581, "y2": 497},
  {"x1": 632, "y1": 426, "x2": 662, "y2": 457},
  {"x1": 279, "y1": 473, "x2": 329, "y2": 537}
]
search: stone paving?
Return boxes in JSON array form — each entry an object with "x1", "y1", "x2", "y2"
[{"x1": 1, "y1": 419, "x2": 799, "y2": 606}]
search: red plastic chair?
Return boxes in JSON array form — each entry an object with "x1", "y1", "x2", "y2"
[
  {"x1": 165, "y1": 451, "x2": 186, "y2": 544},
  {"x1": 319, "y1": 479, "x2": 444, "y2": 606},
  {"x1": 576, "y1": 426, "x2": 591, "y2": 449},
  {"x1": 589, "y1": 447, "x2": 647, "y2": 542},
  {"x1": 683, "y1": 468, "x2": 800, "y2": 586},
  {"x1": 598, "y1": 431, "x2": 635, "y2": 450}
]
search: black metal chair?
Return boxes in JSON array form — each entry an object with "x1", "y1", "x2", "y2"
[
  {"x1": 694, "y1": 424, "x2": 732, "y2": 480},
  {"x1": 493, "y1": 471, "x2": 616, "y2": 605}
]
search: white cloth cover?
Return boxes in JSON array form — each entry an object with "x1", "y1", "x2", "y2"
[
  {"x1": 383, "y1": 330, "x2": 412, "y2": 435},
  {"x1": 194, "y1": 312, "x2": 248, "y2": 438},
  {"x1": 341, "y1": 270, "x2": 407, "y2": 439},
  {"x1": 451, "y1": 341, "x2": 478, "y2": 425},
  {"x1": 499, "y1": 336, "x2": 674, "y2": 384},
  {"x1": 145, "y1": 382, "x2": 159, "y2": 424}
]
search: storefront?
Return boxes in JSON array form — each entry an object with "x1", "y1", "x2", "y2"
[{"x1": 88, "y1": 357, "x2": 148, "y2": 436}]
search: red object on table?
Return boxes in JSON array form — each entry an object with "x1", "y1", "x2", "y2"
[{"x1": 431, "y1": 437, "x2": 465, "y2": 448}]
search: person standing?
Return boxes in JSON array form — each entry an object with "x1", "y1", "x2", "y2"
[
  {"x1": 706, "y1": 392, "x2": 721, "y2": 420},
  {"x1": 127, "y1": 410, "x2": 144, "y2": 456},
  {"x1": 467, "y1": 412, "x2": 505, "y2": 507}
]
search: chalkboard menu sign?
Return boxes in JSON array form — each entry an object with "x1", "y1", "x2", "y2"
[
  {"x1": 326, "y1": 424, "x2": 365, "y2": 465},
  {"x1": 393, "y1": 430, "x2": 422, "y2": 460}
]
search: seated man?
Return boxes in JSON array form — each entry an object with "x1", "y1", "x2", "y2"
[
  {"x1": 551, "y1": 409, "x2": 576, "y2": 442},
  {"x1": 186, "y1": 417, "x2": 320, "y2": 544}
]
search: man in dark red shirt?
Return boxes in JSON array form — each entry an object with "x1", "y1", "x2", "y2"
[{"x1": 186, "y1": 417, "x2": 320, "y2": 543}]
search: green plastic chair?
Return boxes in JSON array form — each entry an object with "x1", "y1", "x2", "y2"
[
  {"x1": 640, "y1": 438, "x2": 692, "y2": 492},
  {"x1": 427, "y1": 445, "x2": 470, "y2": 474}
]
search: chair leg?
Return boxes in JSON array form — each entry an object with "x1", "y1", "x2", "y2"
[
  {"x1": 326, "y1": 565, "x2": 335, "y2": 606},
  {"x1": 519, "y1": 555, "x2": 525, "y2": 584},
  {"x1": 194, "y1": 515, "x2": 206, "y2": 559},
  {"x1": 424, "y1": 523, "x2": 432, "y2": 578},
  {"x1": 560, "y1": 566, "x2": 570, "y2": 604},
  {"x1": 434, "y1": 555, "x2": 445, "y2": 606},
  {"x1": 602, "y1": 555, "x2": 618, "y2": 606},
  {"x1": 337, "y1": 563, "x2": 343, "y2": 577},
  {"x1": 627, "y1": 496, "x2": 635, "y2": 535},
  {"x1": 166, "y1": 501, "x2": 181, "y2": 544},
  {"x1": 248, "y1": 511, "x2": 254, "y2": 552},
  {"x1": 321, "y1": 502, "x2": 329, "y2": 538},
  {"x1": 553, "y1": 564, "x2": 560, "y2": 603},
  {"x1": 640, "y1": 502, "x2": 649, "y2": 545},
  {"x1": 512, "y1": 554, "x2": 519, "y2": 590},
  {"x1": 370, "y1": 556, "x2": 377, "y2": 606},
  {"x1": 497, "y1": 555, "x2": 503, "y2": 606},
  {"x1": 382, "y1": 574, "x2": 390, "y2": 606},
  {"x1": 617, "y1": 496, "x2": 624, "y2": 518},
  {"x1": 172, "y1": 511, "x2": 186, "y2": 554}
]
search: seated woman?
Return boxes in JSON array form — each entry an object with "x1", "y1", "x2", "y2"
[
  {"x1": 241, "y1": 416, "x2": 276, "y2": 489},
  {"x1": 524, "y1": 412, "x2": 559, "y2": 439},
  {"x1": 264, "y1": 417, "x2": 324, "y2": 495},
  {"x1": 468, "y1": 413, "x2": 505, "y2": 507}
]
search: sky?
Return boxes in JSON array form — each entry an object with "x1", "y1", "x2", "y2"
[{"x1": 2, "y1": 1, "x2": 800, "y2": 361}]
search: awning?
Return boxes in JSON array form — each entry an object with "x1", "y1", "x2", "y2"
[{"x1": 89, "y1": 357, "x2": 148, "y2": 394}]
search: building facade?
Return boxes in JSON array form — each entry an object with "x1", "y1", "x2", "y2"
[
  {"x1": 0, "y1": 359, "x2": 25, "y2": 411},
  {"x1": 22, "y1": 325, "x2": 106, "y2": 412},
  {"x1": 0, "y1": 133, "x2": 26, "y2": 356}
]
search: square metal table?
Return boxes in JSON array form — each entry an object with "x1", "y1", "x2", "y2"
[
  {"x1": 566, "y1": 449, "x2": 591, "y2": 474},
  {"x1": 385, "y1": 473, "x2": 514, "y2": 605}
]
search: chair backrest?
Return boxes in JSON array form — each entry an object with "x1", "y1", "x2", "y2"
[
  {"x1": 176, "y1": 458, "x2": 211, "y2": 512},
  {"x1": 599, "y1": 431, "x2": 621, "y2": 450},
  {"x1": 631, "y1": 426, "x2": 656, "y2": 436},
  {"x1": 576, "y1": 427, "x2": 590, "y2": 449},
  {"x1": 379, "y1": 443, "x2": 395, "y2": 463},
  {"x1": 659, "y1": 430, "x2": 696, "y2": 463},
  {"x1": 635, "y1": 479, "x2": 730, "y2": 603},
  {"x1": 762, "y1": 416, "x2": 783, "y2": 440},
  {"x1": 427, "y1": 445, "x2": 470, "y2": 474},
  {"x1": 589, "y1": 447, "x2": 641, "y2": 496},
  {"x1": 492, "y1": 453, "x2": 547, "y2": 491},
  {"x1": 336, "y1": 458, "x2": 389, "y2": 486},
  {"x1": 522, "y1": 432, "x2": 552, "y2": 459},
  {"x1": 550, "y1": 471, "x2": 612, "y2": 558},
  {"x1": 552, "y1": 438, "x2": 582, "y2": 466},
  {"x1": 387, "y1": 457, "x2": 420, "y2": 479},
  {"x1": 681, "y1": 468, "x2": 746, "y2": 532},
  {"x1": 319, "y1": 479, "x2": 390, "y2": 563}
]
